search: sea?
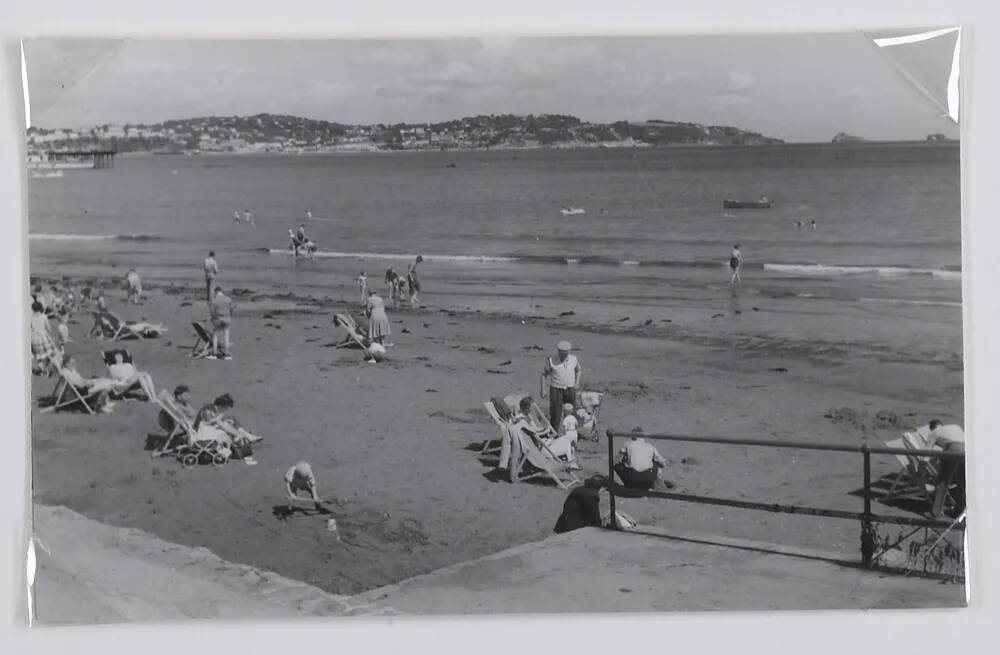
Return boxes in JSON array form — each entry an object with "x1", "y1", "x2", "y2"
[{"x1": 27, "y1": 143, "x2": 962, "y2": 331}]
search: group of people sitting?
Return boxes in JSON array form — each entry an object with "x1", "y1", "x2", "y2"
[
  {"x1": 496, "y1": 396, "x2": 582, "y2": 471},
  {"x1": 159, "y1": 385, "x2": 263, "y2": 454},
  {"x1": 58, "y1": 350, "x2": 157, "y2": 413}
]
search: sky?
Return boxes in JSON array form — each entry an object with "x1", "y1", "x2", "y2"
[{"x1": 23, "y1": 33, "x2": 960, "y2": 143}]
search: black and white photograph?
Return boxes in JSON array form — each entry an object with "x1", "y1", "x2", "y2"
[{"x1": 22, "y1": 29, "x2": 966, "y2": 623}]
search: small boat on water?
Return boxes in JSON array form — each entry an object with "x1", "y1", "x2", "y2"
[
  {"x1": 723, "y1": 199, "x2": 775, "y2": 209},
  {"x1": 560, "y1": 207, "x2": 587, "y2": 215}
]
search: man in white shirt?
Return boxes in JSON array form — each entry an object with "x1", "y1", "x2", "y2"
[
  {"x1": 927, "y1": 420, "x2": 965, "y2": 518},
  {"x1": 615, "y1": 435, "x2": 667, "y2": 490},
  {"x1": 540, "y1": 340, "x2": 581, "y2": 430}
]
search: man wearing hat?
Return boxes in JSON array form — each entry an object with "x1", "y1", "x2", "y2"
[{"x1": 541, "y1": 340, "x2": 582, "y2": 430}]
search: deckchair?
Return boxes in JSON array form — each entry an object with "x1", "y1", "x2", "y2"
[
  {"x1": 190, "y1": 321, "x2": 213, "y2": 358},
  {"x1": 102, "y1": 349, "x2": 156, "y2": 401},
  {"x1": 40, "y1": 369, "x2": 101, "y2": 414},
  {"x1": 504, "y1": 421, "x2": 581, "y2": 489},
  {"x1": 482, "y1": 393, "x2": 557, "y2": 455},
  {"x1": 152, "y1": 390, "x2": 196, "y2": 457},
  {"x1": 91, "y1": 310, "x2": 166, "y2": 340},
  {"x1": 333, "y1": 313, "x2": 369, "y2": 349},
  {"x1": 153, "y1": 390, "x2": 229, "y2": 466},
  {"x1": 883, "y1": 430, "x2": 953, "y2": 510}
]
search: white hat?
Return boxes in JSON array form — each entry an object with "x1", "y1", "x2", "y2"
[{"x1": 557, "y1": 340, "x2": 572, "y2": 351}]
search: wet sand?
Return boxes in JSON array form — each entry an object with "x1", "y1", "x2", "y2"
[{"x1": 29, "y1": 275, "x2": 964, "y2": 595}]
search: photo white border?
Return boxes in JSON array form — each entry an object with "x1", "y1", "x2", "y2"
[{"x1": 2, "y1": 2, "x2": 997, "y2": 653}]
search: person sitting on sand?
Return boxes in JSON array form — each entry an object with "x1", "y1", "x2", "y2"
[
  {"x1": 407, "y1": 255, "x2": 424, "y2": 307},
  {"x1": 125, "y1": 268, "x2": 142, "y2": 304},
  {"x1": 730, "y1": 244, "x2": 742, "y2": 285},
  {"x1": 365, "y1": 289, "x2": 391, "y2": 355},
  {"x1": 208, "y1": 287, "x2": 233, "y2": 359},
  {"x1": 30, "y1": 301, "x2": 62, "y2": 375},
  {"x1": 540, "y1": 340, "x2": 581, "y2": 430},
  {"x1": 554, "y1": 475, "x2": 605, "y2": 534},
  {"x1": 615, "y1": 435, "x2": 667, "y2": 490},
  {"x1": 285, "y1": 461, "x2": 322, "y2": 511},
  {"x1": 927, "y1": 420, "x2": 966, "y2": 518},
  {"x1": 106, "y1": 350, "x2": 156, "y2": 401}
]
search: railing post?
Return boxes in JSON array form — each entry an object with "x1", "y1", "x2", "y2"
[
  {"x1": 606, "y1": 429, "x2": 617, "y2": 530},
  {"x1": 861, "y1": 445, "x2": 875, "y2": 567}
]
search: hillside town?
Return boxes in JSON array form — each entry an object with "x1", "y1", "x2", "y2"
[{"x1": 26, "y1": 113, "x2": 784, "y2": 156}]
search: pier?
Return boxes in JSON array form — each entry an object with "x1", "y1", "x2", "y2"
[{"x1": 44, "y1": 150, "x2": 117, "y2": 169}]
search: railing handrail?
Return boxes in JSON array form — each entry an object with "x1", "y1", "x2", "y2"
[{"x1": 606, "y1": 430, "x2": 964, "y2": 459}]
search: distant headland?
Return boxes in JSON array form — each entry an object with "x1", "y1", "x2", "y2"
[{"x1": 26, "y1": 113, "x2": 785, "y2": 155}]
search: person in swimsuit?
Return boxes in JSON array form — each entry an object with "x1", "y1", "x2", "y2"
[
  {"x1": 384, "y1": 268, "x2": 400, "y2": 305},
  {"x1": 407, "y1": 255, "x2": 424, "y2": 307},
  {"x1": 729, "y1": 244, "x2": 742, "y2": 285},
  {"x1": 204, "y1": 251, "x2": 219, "y2": 303}
]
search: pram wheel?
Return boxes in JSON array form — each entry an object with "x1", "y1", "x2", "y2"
[
  {"x1": 181, "y1": 453, "x2": 198, "y2": 468},
  {"x1": 212, "y1": 452, "x2": 228, "y2": 467}
]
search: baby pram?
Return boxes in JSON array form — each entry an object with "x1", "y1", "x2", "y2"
[{"x1": 176, "y1": 440, "x2": 230, "y2": 468}]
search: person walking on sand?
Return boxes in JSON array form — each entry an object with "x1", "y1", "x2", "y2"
[
  {"x1": 234, "y1": 210, "x2": 241, "y2": 224},
  {"x1": 243, "y1": 208, "x2": 254, "y2": 227},
  {"x1": 407, "y1": 255, "x2": 424, "y2": 307},
  {"x1": 365, "y1": 289, "x2": 391, "y2": 356},
  {"x1": 209, "y1": 287, "x2": 233, "y2": 359},
  {"x1": 357, "y1": 271, "x2": 368, "y2": 305},
  {"x1": 305, "y1": 210, "x2": 313, "y2": 221},
  {"x1": 385, "y1": 267, "x2": 400, "y2": 306},
  {"x1": 125, "y1": 268, "x2": 142, "y2": 304},
  {"x1": 729, "y1": 244, "x2": 743, "y2": 285},
  {"x1": 204, "y1": 251, "x2": 219, "y2": 303},
  {"x1": 540, "y1": 340, "x2": 582, "y2": 430},
  {"x1": 285, "y1": 461, "x2": 322, "y2": 511}
]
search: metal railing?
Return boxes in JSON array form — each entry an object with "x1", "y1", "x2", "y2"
[{"x1": 605, "y1": 430, "x2": 966, "y2": 570}]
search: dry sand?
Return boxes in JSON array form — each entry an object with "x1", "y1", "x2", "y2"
[{"x1": 29, "y1": 276, "x2": 964, "y2": 596}]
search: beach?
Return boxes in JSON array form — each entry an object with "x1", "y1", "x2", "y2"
[
  {"x1": 29, "y1": 272, "x2": 962, "y2": 595},
  {"x1": 27, "y1": 145, "x2": 964, "y2": 600}
]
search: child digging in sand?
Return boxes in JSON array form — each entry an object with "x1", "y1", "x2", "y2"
[{"x1": 285, "y1": 461, "x2": 322, "y2": 511}]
